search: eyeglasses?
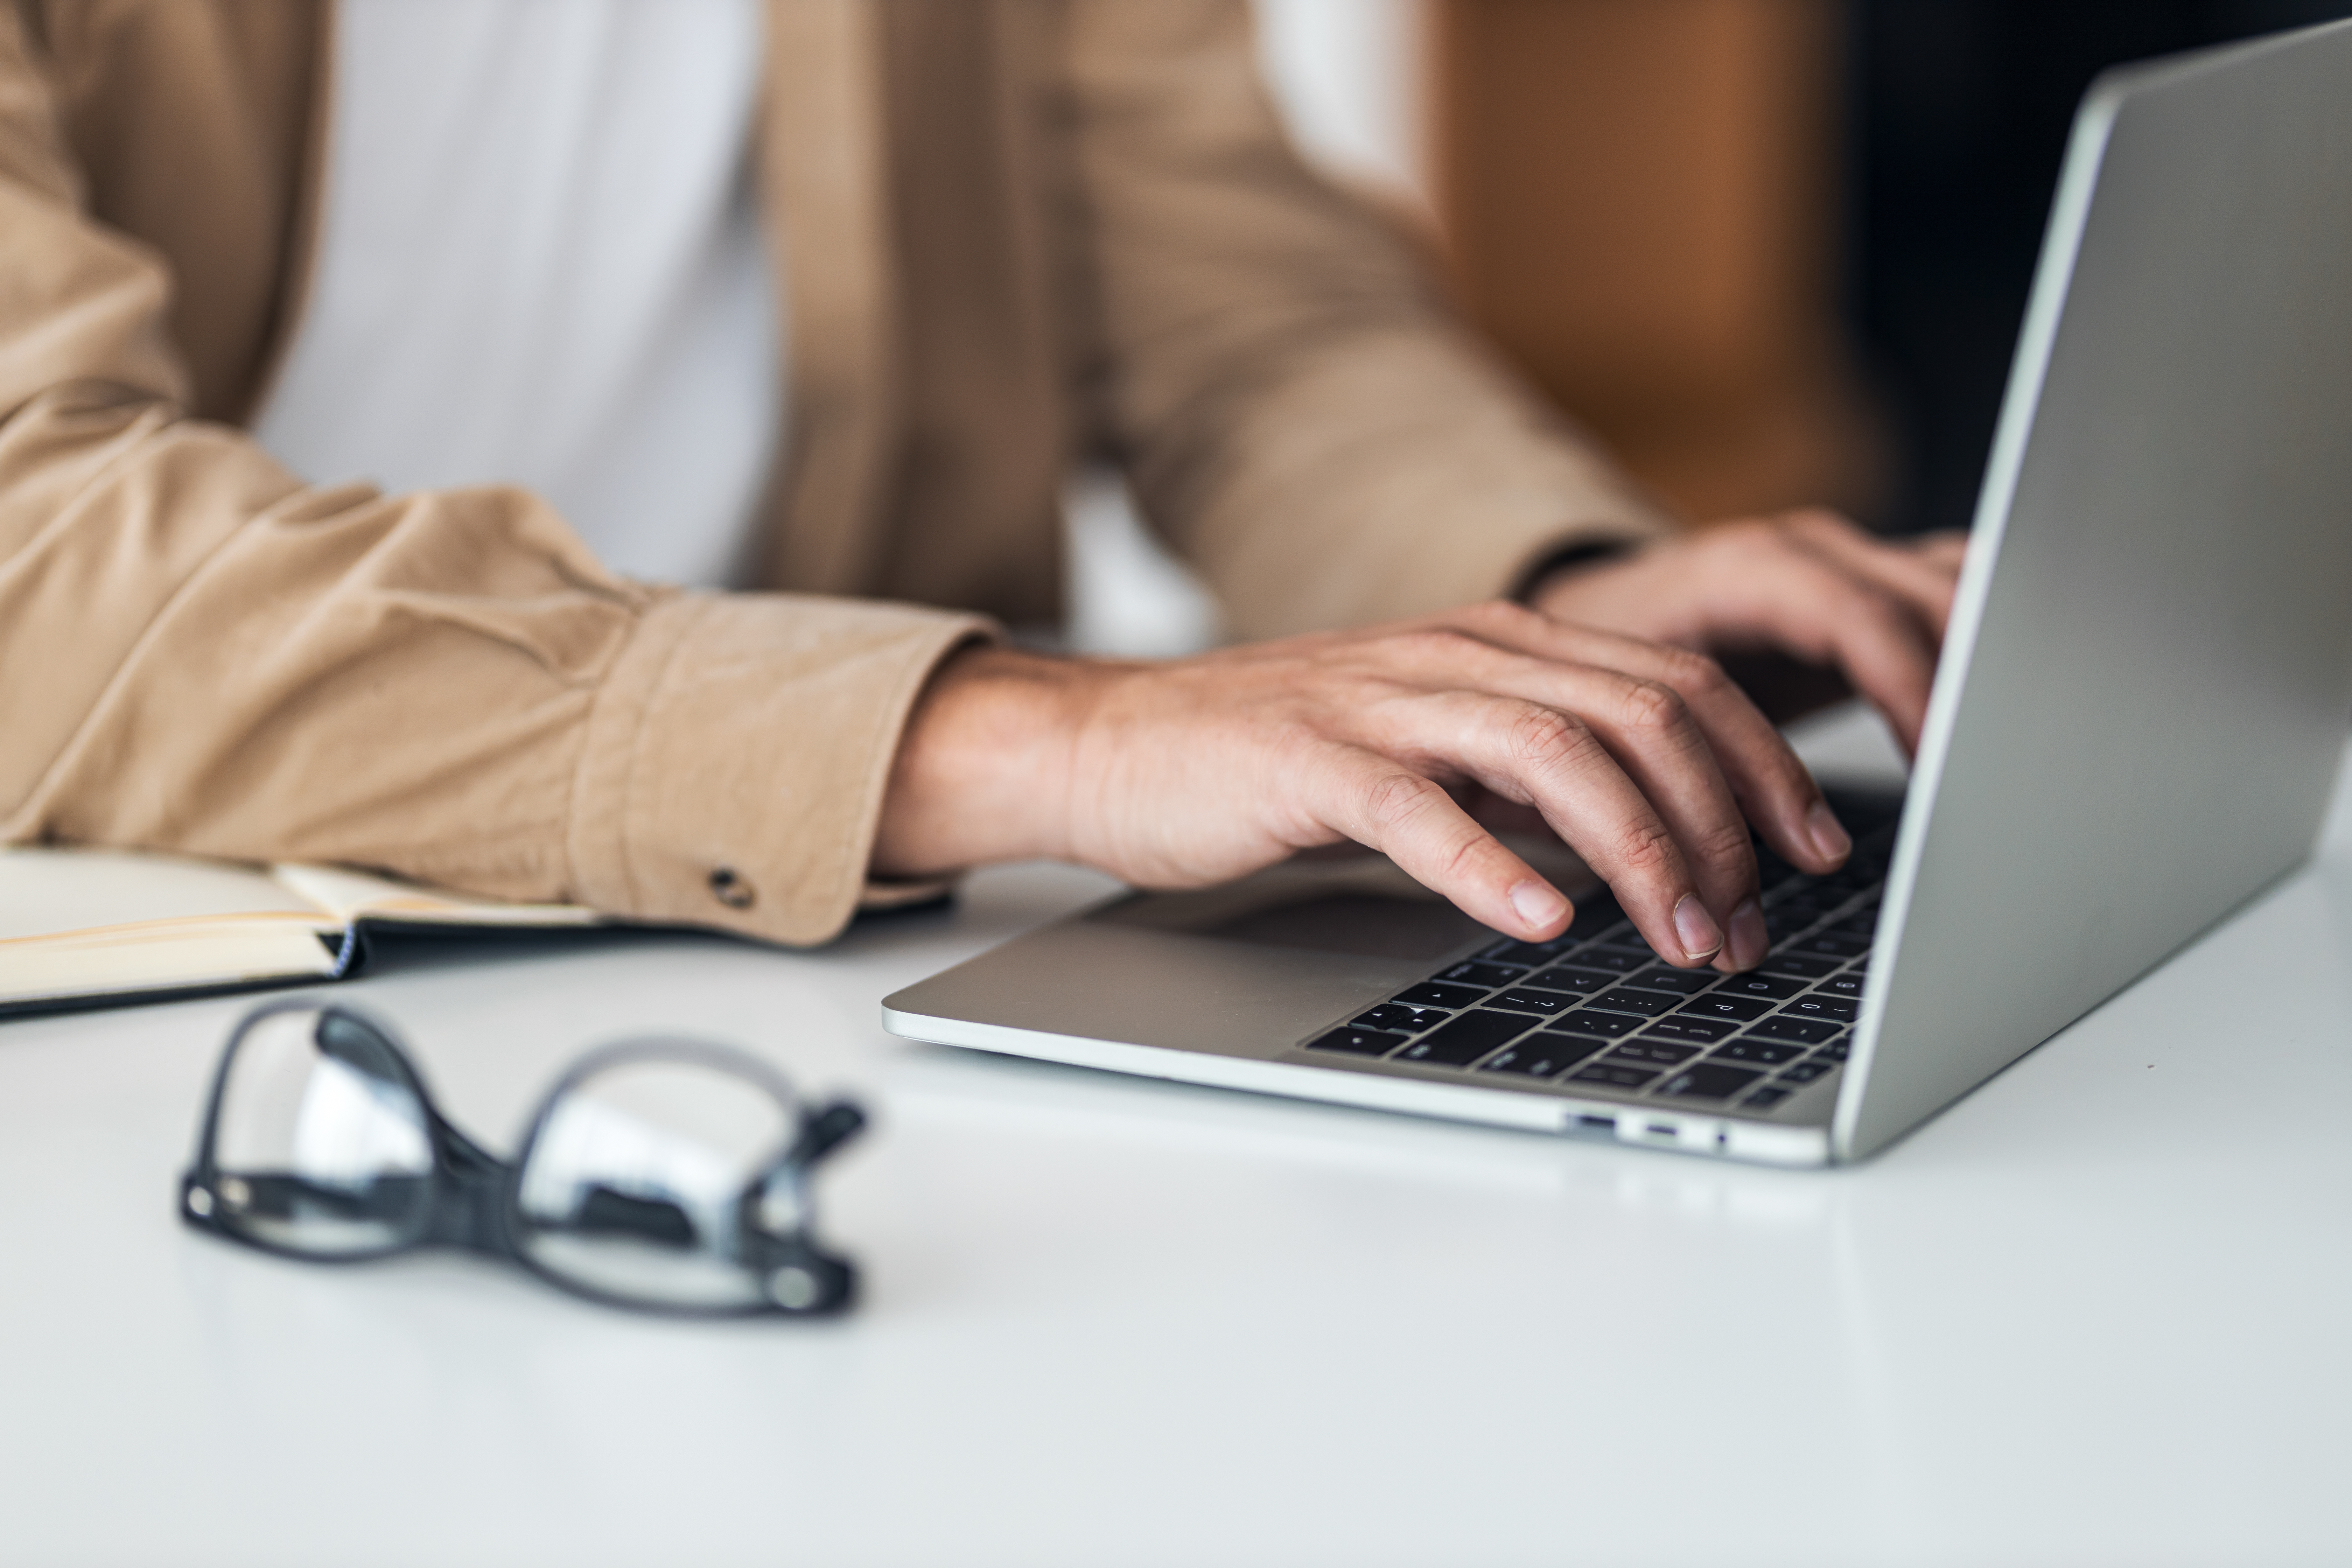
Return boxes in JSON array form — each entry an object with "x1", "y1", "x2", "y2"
[{"x1": 179, "y1": 1000, "x2": 865, "y2": 1316}]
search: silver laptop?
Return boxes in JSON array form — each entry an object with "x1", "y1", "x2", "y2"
[{"x1": 885, "y1": 21, "x2": 2352, "y2": 1166}]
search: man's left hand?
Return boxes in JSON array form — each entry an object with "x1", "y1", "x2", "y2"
[{"x1": 1530, "y1": 510, "x2": 1967, "y2": 753}]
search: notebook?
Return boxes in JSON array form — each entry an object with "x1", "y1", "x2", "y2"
[{"x1": 0, "y1": 848, "x2": 599, "y2": 1015}]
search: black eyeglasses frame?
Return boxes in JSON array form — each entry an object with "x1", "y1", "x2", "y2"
[{"x1": 178, "y1": 999, "x2": 864, "y2": 1318}]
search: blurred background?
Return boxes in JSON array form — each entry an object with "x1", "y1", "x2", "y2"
[{"x1": 1068, "y1": 0, "x2": 2352, "y2": 655}]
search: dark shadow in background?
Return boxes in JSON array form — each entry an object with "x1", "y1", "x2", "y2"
[{"x1": 1845, "y1": 0, "x2": 2352, "y2": 537}]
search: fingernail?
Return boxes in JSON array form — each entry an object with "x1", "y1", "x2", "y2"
[
  {"x1": 1807, "y1": 800, "x2": 1852, "y2": 865},
  {"x1": 1729, "y1": 898, "x2": 1768, "y2": 971},
  {"x1": 1672, "y1": 894, "x2": 1724, "y2": 962},
  {"x1": 1509, "y1": 880, "x2": 1568, "y2": 934}
]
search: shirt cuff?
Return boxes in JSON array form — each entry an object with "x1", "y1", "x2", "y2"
[{"x1": 566, "y1": 591, "x2": 996, "y2": 945}]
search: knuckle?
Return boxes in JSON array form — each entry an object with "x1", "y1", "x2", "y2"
[
  {"x1": 1362, "y1": 770, "x2": 1438, "y2": 833},
  {"x1": 1503, "y1": 702, "x2": 1586, "y2": 768},
  {"x1": 1618, "y1": 679, "x2": 1689, "y2": 736},
  {"x1": 1614, "y1": 818, "x2": 1679, "y2": 880},
  {"x1": 1691, "y1": 816, "x2": 1755, "y2": 870},
  {"x1": 1659, "y1": 647, "x2": 1727, "y2": 694},
  {"x1": 1433, "y1": 823, "x2": 1490, "y2": 886}
]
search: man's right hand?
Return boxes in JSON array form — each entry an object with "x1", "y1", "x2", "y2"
[{"x1": 873, "y1": 601, "x2": 1858, "y2": 973}]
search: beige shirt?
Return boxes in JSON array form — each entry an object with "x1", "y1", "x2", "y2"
[{"x1": 0, "y1": 0, "x2": 1670, "y2": 945}]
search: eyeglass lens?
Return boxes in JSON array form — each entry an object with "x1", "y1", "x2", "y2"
[
  {"x1": 203, "y1": 1007, "x2": 434, "y2": 1256},
  {"x1": 513, "y1": 1056, "x2": 800, "y2": 1310}
]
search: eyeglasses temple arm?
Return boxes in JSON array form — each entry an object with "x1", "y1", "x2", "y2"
[{"x1": 784, "y1": 1101, "x2": 866, "y2": 1170}]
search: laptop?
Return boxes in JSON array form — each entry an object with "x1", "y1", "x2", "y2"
[{"x1": 884, "y1": 21, "x2": 2352, "y2": 1167}]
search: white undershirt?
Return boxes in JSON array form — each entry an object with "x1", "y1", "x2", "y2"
[{"x1": 254, "y1": 0, "x2": 782, "y2": 590}]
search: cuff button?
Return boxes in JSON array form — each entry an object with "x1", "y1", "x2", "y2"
[{"x1": 707, "y1": 867, "x2": 756, "y2": 910}]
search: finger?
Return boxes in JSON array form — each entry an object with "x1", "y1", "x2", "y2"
[
  {"x1": 1741, "y1": 556, "x2": 1939, "y2": 753},
  {"x1": 1777, "y1": 510, "x2": 1966, "y2": 640},
  {"x1": 1548, "y1": 676, "x2": 1773, "y2": 972},
  {"x1": 1909, "y1": 530, "x2": 1969, "y2": 575},
  {"x1": 1482, "y1": 557, "x2": 1935, "y2": 756},
  {"x1": 1303, "y1": 743, "x2": 1574, "y2": 942},
  {"x1": 1343, "y1": 634, "x2": 1763, "y2": 962},
  {"x1": 1407, "y1": 605, "x2": 1846, "y2": 894},
  {"x1": 1350, "y1": 691, "x2": 1728, "y2": 965}
]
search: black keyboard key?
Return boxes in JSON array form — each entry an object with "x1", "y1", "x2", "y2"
[
  {"x1": 1527, "y1": 965, "x2": 1613, "y2": 994},
  {"x1": 1748, "y1": 1016, "x2": 1844, "y2": 1046},
  {"x1": 1621, "y1": 965, "x2": 1715, "y2": 995},
  {"x1": 1605, "y1": 1040, "x2": 1703, "y2": 1066},
  {"x1": 1641, "y1": 1015, "x2": 1739, "y2": 1044},
  {"x1": 1813, "y1": 1041, "x2": 1851, "y2": 1062},
  {"x1": 1435, "y1": 960, "x2": 1526, "y2": 990},
  {"x1": 1779, "y1": 995, "x2": 1857, "y2": 1024},
  {"x1": 1757, "y1": 953, "x2": 1842, "y2": 980},
  {"x1": 1741, "y1": 1085, "x2": 1791, "y2": 1110},
  {"x1": 1713, "y1": 1039, "x2": 1807, "y2": 1065},
  {"x1": 1567, "y1": 946, "x2": 1651, "y2": 973},
  {"x1": 1564, "y1": 1062, "x2": 1661, "y2": 1090},
  {"x1": 1715, "y1": 974, "x2": 1807, "y2": 1002},
  {"x1": 1656, "y1": 1064, "x2": 1764, "y2": 1101},
  {"x1": 1479, "y1": 1035, "x2": 1605, "y2": 1078},
  {"x1": 1565, "y1": 897, "x2": 1626, "y2": 939},
  {"x1": 1815, "y1": 973, "x2": 1867, "y2": 1001},
  {"x1": 1679, "y1": 993, "x2": 1775, "y2": 1023},
  {"x1": 1308, "y1": 1027, "x2": 1404, "y2": 1057},
  {"x1": 1778, "y1": 1059, "x2": 1836, "y2": 1084},
  {"x1": 1586, "y1": 987, "x2": 1680, "y2": 1017},
  {"x1": 1352, "y1": 1004, "x2": 1450, "y2": 1034},
  {"x1": 1394, "y1": 1010, "x2": 1535, "y2": 1066},
  {"x1": 1394, "y1": 981, "x2": 1486, "y2": 1010},
  {"x1": 1546, "y1": 1009, "x2": 1644, "y2": 1040},
  {"x1": 1480, "y1": 938, "x2": 1573, "y2": 967},
  {"x1": 1794, "y1": 932, "x2": 1871, "y2": 959},
  {"x1": 1487, "y1": 989, "x2": 1577, "y2": 1017}
]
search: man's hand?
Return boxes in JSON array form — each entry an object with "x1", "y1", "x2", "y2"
[
  {"x1": 1531, "y1": 511, "x2": 1967, "y2": 752},
  {"x1": 873, "y1": 603, "x2": 1858, "y2": 973}
]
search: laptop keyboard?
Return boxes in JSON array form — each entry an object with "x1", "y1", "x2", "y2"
[{"x1": 1301, "y1": 799, "x2": 1902, "y2": 1115}]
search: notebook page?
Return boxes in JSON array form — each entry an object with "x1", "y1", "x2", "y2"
[
  {"x1": 0, "y1": 848, "x2": 343, "y2": 1006},
  {"x1": 0, "y1": 848, "x2": 332, "y2": 941},
  {"x1": 271, "y1": 864, "x2": 601, "y2": 929}
]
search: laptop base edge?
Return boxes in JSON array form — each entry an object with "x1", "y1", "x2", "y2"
[{"x1": 883, "y1": 1007, "x2": 1834, "y2": 1169}]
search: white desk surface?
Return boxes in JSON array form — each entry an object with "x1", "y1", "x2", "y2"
[{"x1": 4, "y1": 707, "x2": 2349, "y2": 1568}]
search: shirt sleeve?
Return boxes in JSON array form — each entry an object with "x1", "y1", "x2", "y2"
[
  {"x1": 1059, "y1": 0, "x2": 1675, "y2": 642},
  {"x1": 0, "y1": 7, "x2": 988, "y2": 946}
]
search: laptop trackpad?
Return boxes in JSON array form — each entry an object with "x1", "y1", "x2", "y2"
[
  {"x1": 1087, "y1": 838, "x2": 1598, "y2": 961},
  {"x1": 884, "y1": 841, "x2": 1604, "y2": 1062}
]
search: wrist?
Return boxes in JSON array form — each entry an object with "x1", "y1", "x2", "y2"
[
  {"x1": 871, "y1": 645, "x2": 1107, "y2": 877},
  {"x1": 1521, "y1": 538, "x2": 1644, "y2": 616}
]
